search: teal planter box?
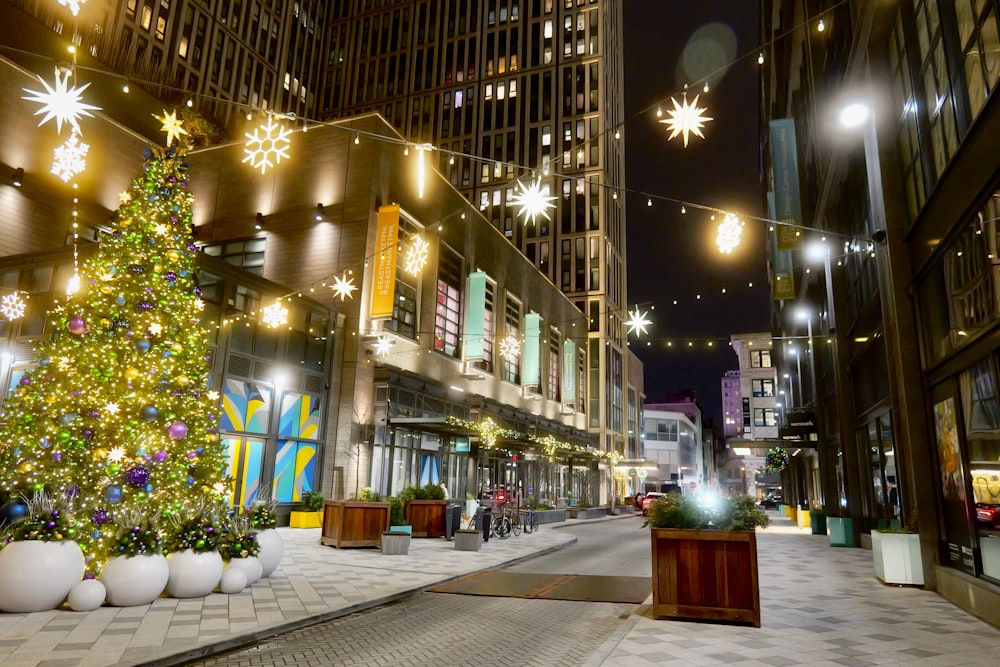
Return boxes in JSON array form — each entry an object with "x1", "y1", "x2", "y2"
[
  {"x1": 776, "y1": 504, "x2": 784, "y2": 513},
  {"x1": 389, "y1": 525, "x2": 412, "y2": 535},
  {"x1": 828, "y1": 517, "x2": 854, "y2": 547},
  {"x1": 811, "y1": 513, "x2": 827, "y2": 535}
]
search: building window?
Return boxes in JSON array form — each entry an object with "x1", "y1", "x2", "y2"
[
  {"x1": 434, "y1": 246, "x2": 462, "y2": 357},
  {"x1": 753, "y1": 408, "x2": 779, "y2": 427},
  {"x1": 752, "y1": 378, "x2": 775, "y2": 397},
  {"x1": 548, "y1": 329, "x2": 560, "y2": 400},
  {"x1": 750, "y1": 350, "x2": 772, "y2": 368},
  {"x1": 200, "y1": 238, "x2": 266, "y2": 276}
]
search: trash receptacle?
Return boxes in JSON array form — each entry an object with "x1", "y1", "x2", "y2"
[
  {"x1": 444, "y1": 503, "x2": 462, "y2": 540},
  {"x1": 480, "y1": 507, "x2": 492, "y2": 543}
]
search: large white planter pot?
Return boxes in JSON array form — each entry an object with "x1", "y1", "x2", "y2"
[
  {"x1": 101, "y1": 554, "x2": 170, "y2": 606},
  {"x1": 225, "y1": 556, "x2": 262, "y2": 586},
  {"x1": 871, "y1": 530, "x2": 924, "y2": 585},
  {"x1": 256, "y1": 529, "x2": 284, "y2": 578},
  {"x1": 465, "y1": 499, "x2": 479, "y2": 519},
  {"x1": 0, "y1": 540, "x2": 85, "y2": 612},
  {"x1": 166, "y1": 549, "x2": 224, "y2": 598}
]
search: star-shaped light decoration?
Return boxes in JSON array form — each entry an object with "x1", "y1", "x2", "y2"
[
  {"x1": 153, "y1": 223, "x2": 169, "y2": 236},
  {"x1": 22, "y1": 68, "x2": 101, "y2": 135},
  {"x1": 57, "y1": 0, "x2": 87, "y2": 15},
  {"x1": 373, "y1": 335, "x2": 394, "y2": 358},
  {"x1": 262, "y1": 299, "x2": 288, "y2": 328},
  {"x1": 0, "y1": 293, "x2": 26, "y2": 320},
  {"x1": 207, "y1": 389, "x2": 220, "y2": 401},
  {"x1": 51, "y1": 133, "x2": 89, "y2": 182},
  {"x1": 499, "y1": 333, "x2": 521, "y2": 362},
  {"x1": 193, "y1": 298, "x2": 205, "y2": 311},
  {"x1": 658, "y1": 91, "x2": 713, "y2": 147},
  {"x1": 331, "y1": 272, "x2": 358, "y2": 301},
  {"x1": 510, "y1": 177, "x2": 557, "y2": 225},
  {"x1": 716, "y1": 213, "x2": 745, "y2": 254},
  {"x1": 147, "y1": 321, "x2": 163, "y2": 336},
  {"x1": 153, "y1": 109, "x2": 189, "y2": 146},
  {"x1": 403, "y1": 236, "x2": 429, "y2": 275},
  {"x1": 119, "y1": 190, "x2": 132, "y2": 205},
  {"x1": 107, "y1": 446, "x2": 126, "y2": 462},
  {"x1": 625, "y1": 306, "x2": 652, "y2": 337},
  {"x1": 105, "y1": 402, "x2": 120, "y2": 416},
  {"x1": 243, "y1": 114, "x2": 292, "y2": 174}
]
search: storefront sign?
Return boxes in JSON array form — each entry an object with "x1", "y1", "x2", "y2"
[
  {"x1": 562, "y1": 340, "x2": 576, "y2": 404},
  {"x1": 779, "y1": 409, "x2": 816, "y2": 440},
  {"x1": 463, "y1": 271, "x2": 487, "y2": 360},
  {"x1": 455, "y1": 437, "x2": 470, "y2": 453},
  {"x1": 522, "y1": 313, "x2": 541, "y2": 386},
  {"x1": 769, "y1": 118, "x2": 804, "y2": 252}
]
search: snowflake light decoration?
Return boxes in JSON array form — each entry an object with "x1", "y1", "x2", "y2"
[
  {"x1": 373, "y1": 335, "x2": 394, "y2": 358},
  {"x1": 153, "y1": 109, "x2": 189, "y2": 146},
  {"x1": 331, "y1": 272, "x2": 358, "y2": 301},
  {"x1": 243, "y1": 115, "x2": 292, "y2": 174},
  {"x1": 51, "y1": 134, "x2": 89, "y2": 182},
  {"x1": 57, "y1": 0, "x2": 87, "y2": 15},
  {"x1": 0, "y1": 293, "x2": 26, "y2": 320},
  {"x1": 147, "y1": 322, "x2": 163, "y2": 336},
  {"x1": 105, "y1": 402, "x2": 120, "y2": 416},
  {"x1": 207, "y1": 390, "x2": 220, "y2": 401},
  {"x1": 499, "y1": 333, "x2": 521, "y2": 362},
  {"x1": 625, "y1": 306, "x2": 652, "y2": 337},
  {"x1": 262, "y1": 300, "x2": 288, "y2": 328},
  {"x1": 658, "y1": 91, "x2": 713, "y2": 147},
  {"x1": 716, "y1": 213, "x2": 745, "y2": 254},
  {"x1": 404, "y1": 236, "x2": 429, "y2": 275},
  {"x1": 22, "y1": 68, "x2": 101, "y2": 135},
  {"x1": 510, "y1": 177, "x2": 557, "y2": 225}
]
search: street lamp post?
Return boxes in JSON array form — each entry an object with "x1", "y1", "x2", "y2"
[{"x1": 783, "y1": 372, "x2": 795, "y2": 409}]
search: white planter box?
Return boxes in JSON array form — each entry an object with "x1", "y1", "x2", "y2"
[{"x1": 871, "y1": 530, "x2": 924, "y2": 585}]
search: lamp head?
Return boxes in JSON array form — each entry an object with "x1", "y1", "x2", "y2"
[{"x1": 839, "y1": 103, "x2": 870, "y2": 128}]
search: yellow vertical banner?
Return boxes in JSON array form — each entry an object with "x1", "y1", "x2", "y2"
[{"x1": 370, "y1": 205, "x2": 400, "y2": 319}]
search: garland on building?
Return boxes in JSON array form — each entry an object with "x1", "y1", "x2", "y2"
[
  {"x1": 444, "y1": 416, "x2": 614, "y2": 463},
  {"x1": 766, "y1": 447, "x2": 789, "y2": 473}
]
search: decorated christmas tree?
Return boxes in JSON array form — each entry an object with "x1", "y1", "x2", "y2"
[{"x1": 0, "y1": 137, "x2": 227, "y2": 573}]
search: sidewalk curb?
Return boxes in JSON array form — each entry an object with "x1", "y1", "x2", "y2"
[{"x1": 136, "y1": 533, "x2": 579, "y2": 666}]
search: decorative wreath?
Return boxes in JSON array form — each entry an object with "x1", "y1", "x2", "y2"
[{"x1": 766, "y1": 447, "x2": 789, "y2": 473}]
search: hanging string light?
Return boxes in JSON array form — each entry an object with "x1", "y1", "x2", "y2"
[
  {"x1": 415, "y1": 143, "x2": 434, "y2": 198},
  {"x1": 66, "y1": 194, "x2": 81, "y2": 295}
]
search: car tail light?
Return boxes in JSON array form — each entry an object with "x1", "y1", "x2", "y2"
[{"x1": 978, "y1": 507, "x2": 996, "y2": 522}]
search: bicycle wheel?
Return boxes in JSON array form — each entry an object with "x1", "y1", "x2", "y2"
[
  {"x1": 493, "y1": 515, "x2": 511, "y2": 539},
  {"x1": 511, "y1": 513, "x2": 522, "y2": 537},
  {"x1": 522, "y1": 511, "x2": 533, "y2": 534}
]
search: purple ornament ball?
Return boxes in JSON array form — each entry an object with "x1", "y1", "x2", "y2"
[
  {"x1": 68, "y1": 316, "x2": 87, "y2": 335},
  {"x1": 167, "y1": 421, "x2": 188, "y2": 440},
  {"x1": 153, "y1": 450, "x2": 168, "y2": 462}
]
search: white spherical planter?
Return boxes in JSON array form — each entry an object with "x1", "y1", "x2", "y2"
[
  {"x1": 0, "y1": 540, "x2": 85, "y2": 612},
  {"x1": 166, "y1": 550, "x2": 224, "y2": 598},
  {"x1": 225, "y1": 556, "x2": 262, "y2": 586},
  {"x1": 256, "y1": 529, "x2": 284, "y2": 578},
  {"x1": 68, "y1": 579, "x2": 107, "y2": 612},
  {"x1": 219, "y1": 567, "x2": 247, "y2": 594},
  {"x1": 100, "y1": 554, "x2": 169, "y2": 606}
]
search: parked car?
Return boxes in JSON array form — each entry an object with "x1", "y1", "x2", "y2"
[
  {"x1": 641, "y1": 492, "x2": 667, "y2": 516},
  {"x1": 759, "y1": 493, "x2": 782, "y2": 509},
  {"x1": 976, "y1": 503, "x2": 1000, "y2": 529}
]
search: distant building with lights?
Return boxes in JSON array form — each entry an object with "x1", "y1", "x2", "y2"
[{"x1": 720, "y1": 369, "x2": 742, "y2": 439}]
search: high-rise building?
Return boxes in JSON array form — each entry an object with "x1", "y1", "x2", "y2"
[
  {"x1": 762, "y1": 0, "x2": 1000, "y2": 623},
  {"x1": 319, "y1": 1, "x2": 632, "y2": 469}
]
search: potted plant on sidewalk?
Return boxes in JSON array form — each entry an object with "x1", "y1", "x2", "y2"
[
  {"x1": 320, "y1": 487, "x2": 390, "y2": 549},
  {"x1": 381, "y1": 497, "x2": 411, "y2": 555},
  {"x1": 289, "y1": 490, "x2": 324, "y2": 528},
  {"x1": 871, "y1": 508, "x2": 923, "y2": 586},
  {"x1": 401, "y1": 483, "x2": 448, "y2": 537},
  {"x1": 644, "y1": 493, "x2": 769, "y2": 627}
]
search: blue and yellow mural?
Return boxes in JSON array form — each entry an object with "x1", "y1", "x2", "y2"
[{"x1": 221, "y1": 380, "x2": 271, "y2": 433}]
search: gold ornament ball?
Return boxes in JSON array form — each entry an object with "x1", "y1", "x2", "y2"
[
  {"x1": 121, "y1": 218, "x2": 133, "y2": 228},
  {"x1": 93, "y1": 448, "x2": 108, "y2": 460},
  {"x1": 18, "y1": 461, "x2": 33, "y2": 474},
  {"x1": 166, "y1": 249, "x2": 180, "y2": 262},
  {"x1": 125, "y1": 368, "x2": 140, "y2": 380}
]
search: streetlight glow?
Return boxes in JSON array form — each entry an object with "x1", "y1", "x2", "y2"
[{"x1": 839, "y1": 102, "x2": 869, "y2": 128}]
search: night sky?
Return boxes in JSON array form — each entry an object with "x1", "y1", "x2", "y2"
[{"x1": 623, "y1": 2, "x2": 771, "y2": 427}]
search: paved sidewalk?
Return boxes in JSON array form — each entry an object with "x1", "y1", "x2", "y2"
[
  {"x1": 0, "y1": 520, "x2": 584, "y2": 667},
  {"x1": 592, "y1": 514, "x2": 1000, "y2": 666}
]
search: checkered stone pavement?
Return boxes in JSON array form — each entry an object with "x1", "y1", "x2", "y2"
[{"x1": 591, "y1": 518, "x2": 1000, "y2": 667}]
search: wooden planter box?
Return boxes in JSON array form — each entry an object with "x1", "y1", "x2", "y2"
[
  {"x1": 405, "y1": 499, "x2": 449, "y2": 538},
  {"x1": 320, "y1": 500, "x2": 390, "y2": 548},
  {"x1": 650, "y1": 528, "x2": 761, "y2": 627},
  {"x1": 871, "y1": 530, "x2": 924, "y2": 585}
]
